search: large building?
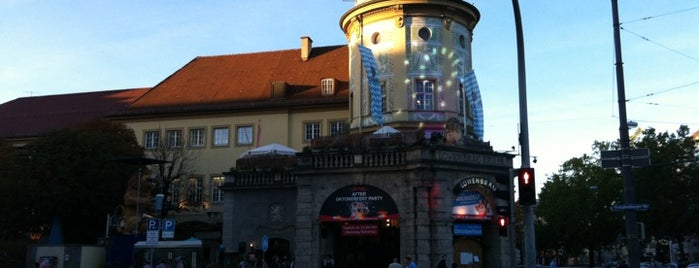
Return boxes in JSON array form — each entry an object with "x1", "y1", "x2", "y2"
[
  {"x1": 1, "y1": 1, "x2": 518, "y2": 267},
  {"x1": 219, "y1": 1, "x2": 515, "y2": 268},
  {"x1": 0, "y1": 88, "x2": 148, "y2": 147}
]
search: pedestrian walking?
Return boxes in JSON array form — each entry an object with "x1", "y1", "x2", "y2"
[
  {"x1": 405, "y1": 257, "x2": 417, "y2": 268},
  {"x1": 388, "y1": 258, "x2": 401, "y2": 268}
]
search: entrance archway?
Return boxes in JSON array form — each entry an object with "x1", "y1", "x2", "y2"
[
  {"x1": 453, "y1": 237, "x2": 483, "y2": 268},
  {"x1": 264, "y1": 238, "x2": 291, "y2": 266},
  {"x1": 319, "y1": 185, "x2": 400, "y2": 268}
]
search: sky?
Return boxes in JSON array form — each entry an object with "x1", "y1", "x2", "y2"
[{"x1": 1, "y1": 1, "x2": 698, "y2": 189}]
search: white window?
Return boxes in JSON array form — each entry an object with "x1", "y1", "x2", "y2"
[
  {"x1": 188, "y1": 176, "x2": 203, "y2": 204},
  {"x1": 304, "y1": 122, "x2": 321, "y2": 142},
  {"x1": 167, "y1": 129, "x2": 183, "y2": 148},
  {"x1": 144, "y1": 131, "x2": 160, "y2": 149},
  {"x1": 415, "y1": 79, "x2": 435, "y2": 110},
  {"x1": 211, "y1": 176, "x2": 225, "y2": 203},
  {"x1": 329, "y1": 121, "x2": 346, "y2": 137},
  {"x1": 189, "y1": 128, "x2": 205, "y2": 148},
  {"x1": 213, "y1": 127, "x2": 229, "y2": 147},
  {"x1": 321, "y1": 78, "x2": 335, "y2": 96},
  {"x1": 236, "y1": 125, "x2": 253, "y2": 146}
]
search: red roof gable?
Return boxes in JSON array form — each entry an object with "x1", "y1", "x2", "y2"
[
  {"x1": 0, "y1": 88, "x2": 148, "y2": 139},
  {"x1": 126, "y1": 45, "x2": 349, "y2": 114}
]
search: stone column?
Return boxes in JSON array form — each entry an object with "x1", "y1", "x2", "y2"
[{"x1": 294, "y1": 182, "x2": 316, "y2": 268}]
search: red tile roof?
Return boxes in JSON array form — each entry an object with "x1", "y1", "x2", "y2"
[
  {"x1": 0, "y1": 88, "x2": 149, "y2": 139},
  {"x1": 122, "y1": 45, "x2": 349, "y2": 115}
]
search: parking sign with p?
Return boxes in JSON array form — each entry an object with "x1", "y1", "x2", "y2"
[{"x1": 146, "y1": 219, "x2": 160, "y2": 231}]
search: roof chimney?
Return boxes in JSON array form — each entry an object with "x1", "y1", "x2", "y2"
[{"x1": 301, "y1": 36, "x2": 313, "y2": 61}]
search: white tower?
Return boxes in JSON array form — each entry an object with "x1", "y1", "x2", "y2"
[{"x1": 340, "y1": 0, "x2": 482, "y2": 140}]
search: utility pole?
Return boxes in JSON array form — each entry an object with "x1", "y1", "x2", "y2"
[
  {"x1": 611, "y1": 0, "x2": 641, "y2": 267},
  {"x1": 511, "y1": 1, "x2": 536, "y2": 267}
]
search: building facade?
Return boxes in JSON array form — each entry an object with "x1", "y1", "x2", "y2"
[
  {"x1": 221, "y1": 1, "x2": 516, "y2": 268},
  {"x1": 1, "y1": 1, "x2": 519, "y2": 267}
]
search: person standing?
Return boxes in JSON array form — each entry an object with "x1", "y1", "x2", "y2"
[
  {"x1": 437, "y1": 255, "x2": 447, "y2": 268},
  {"x1": 405, "y1": 257, "x2": 417, "y2": 268},
  {"x1": 322, "y1": 254, "x2": 335, "y2": 268},
  {"x1": 388, "y1": 258, "x2": 401, "y2": 268},
  {"x1": 175, "y1": 256, "x2": 184, "y2": 268}
]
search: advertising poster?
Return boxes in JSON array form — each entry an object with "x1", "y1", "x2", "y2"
[
  {"x1": 319, "y1": 185, "x2": 399, "y2": 222},
  {"x1": 451, "y1": 191, "x2": 493, "y2": 220}
]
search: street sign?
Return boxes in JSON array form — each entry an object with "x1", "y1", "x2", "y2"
[
  {"x1": 601, "y1": 148, "x2": 650, "y2": 168},
  {"x1": 146, "y1": 231, "x2": 159, "y2": 246},
  {"x1": 261, "y1": 235, "x2": 269, "y2": 252},
  {"x1": 162, "y1": 218, "x2": 176, "y2": 239},
  {"x1": 146, "y1": 219, "x2": 160, "y2": 231},
  {"x1": 611, "y1": 203, "x2": 650, "y2": 212}
]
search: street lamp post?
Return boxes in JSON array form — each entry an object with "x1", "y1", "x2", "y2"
[{"x1": 511, "y1": 1, "x2": 537, "y2": 267}]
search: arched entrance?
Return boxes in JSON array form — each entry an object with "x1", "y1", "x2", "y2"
[
  {"x1": 263, "y1": 238, "x2": 291, "y2": 266},
  {"x1": 453, "y1": 237, "x2": 483, "y2": 268},
  {"x1": 318, "y1": 185, "x2": 400, "y2": 268},
  {"x1": 451, "y1": 177, "x2": 499, "y2": 268}
]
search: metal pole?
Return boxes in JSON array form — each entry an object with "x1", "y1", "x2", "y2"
[
  {"x1": 511, "y1": 1, "x2": 536, "y2": 267},
  {"x1": 136, "y1": 166, "x2": 142, "y2": 236},
  {"x1": 509, "y1": 168, "x2": 517, "y2": 267},
  {"x1": 611, "y1": 1, "x2": 640, "y2": 267}
]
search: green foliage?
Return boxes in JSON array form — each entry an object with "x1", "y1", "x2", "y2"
[
  {"x1": 537, "y1": 154, "x2": 622, "y2": 255},
  {"x1": 632, "y1": 126, "x2": 699, "y2": 238},
  {"x1": 0, "y1": 120, "x2": 143, "y2": 244},
  {"x1": 537, "y1": 125, "x2": 698, "y2": 261}
]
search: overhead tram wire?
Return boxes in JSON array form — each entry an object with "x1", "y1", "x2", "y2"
[
  {"x1": 627, "y1": 80, "x2": 699, "y2": 101},
  {"x1": 621, "y1": 5, "x2": 699, "y2": 24},
  {"x1": 620, "y1": 27, "x2": 699, "y2": 64}
]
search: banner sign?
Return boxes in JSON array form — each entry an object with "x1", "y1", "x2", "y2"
[
  {"x1": 453, "y1": 223, "x2": 483, "y2": 237},
  {"x1": 341, "y1": 224, "x2": 379, "y2": 237},
  {"x1": 358, "y1": 45, "x2": 383, "y2": 126},
  {"x1": 319, "y1": 185, "x2": 399, "y2": 222},
  {"x1": 463, "y1": 71, "x2": 483, "y2": 140}
]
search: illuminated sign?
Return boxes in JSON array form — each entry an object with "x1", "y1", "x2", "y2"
[
  {"x1": 342, "y1": 224, "x2": 379, "y2": 237},
  {"x1": 453, "y1": 223, "x2": 482, "y2": 236},
  {"x1": 319, "y1": 185, "x2": 399, "y2": 222},
  {"x1": 451, "y1": 191, "x2": 494, "y2": 221}
]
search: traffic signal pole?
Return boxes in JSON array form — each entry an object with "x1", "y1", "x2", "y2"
[
  {"x1": 512, "y1": 1, "x2": 536, "y2": 267},
  {"x1": 611, "y1": 1, "x2": 641, "y2": 267}
]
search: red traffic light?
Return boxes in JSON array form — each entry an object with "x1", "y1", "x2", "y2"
[
  {"x1": 518, "y1": 168, "x2": 534, "y2": 185},
  {"x1": 517, "y1": 168, "x2": 536, "y2": 206},
  {"x1": 497, "y1": 215, "x2": 508, "y2": 237},
  {"x1": 498, "y1": 216, "x2": 507, "y2": 227}
]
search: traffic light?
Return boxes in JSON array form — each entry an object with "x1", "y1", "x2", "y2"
[
  {"x1": 497, "y1": 215, "x2": 508, "y2": 237},
  {"x1": 518, "y1": 167, "x2": 536, "y2": 206}
]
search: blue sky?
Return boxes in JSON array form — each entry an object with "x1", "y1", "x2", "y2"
[{"x1": 1, "y1": 1, "x2": 697, "y2": 188}]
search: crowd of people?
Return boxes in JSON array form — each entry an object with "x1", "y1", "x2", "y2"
[
  {"x1": 142, "y1": 256, "x2": 185, "y2": 268},
  {"x1": 238, "y1": 254, "x2": 295, "y2": 268}
]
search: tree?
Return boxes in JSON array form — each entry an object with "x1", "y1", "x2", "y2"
[
  {"x1": 12, "y1": 120, "x2": 142, "y2": 243},
  {"x1": 537, "y1": 125, "x2": 699, "y2": 265},
  {"x1": 631, "y1": 126, "x2": 699, "y2": 261},
  {"x1": 145, "y1": 132, "x2": 199, "y2": 218},
  {"x1": 537, "y1": 154, "x2": 622, "y2": 267},
  {"x1": 0, "y1": 137, "x2": 23, "y2": 239}
]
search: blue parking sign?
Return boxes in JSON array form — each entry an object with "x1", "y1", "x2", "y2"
[
  {"x1": 146, "y1": 219, "x2": 160, "y2": 231},
  {"x1": 162, "y1": 218, "x2": 176, "y2": 239}
]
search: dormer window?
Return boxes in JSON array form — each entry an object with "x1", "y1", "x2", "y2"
[{"x1": 321, "y1": 78, "x2": 335, "y2": 96}]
